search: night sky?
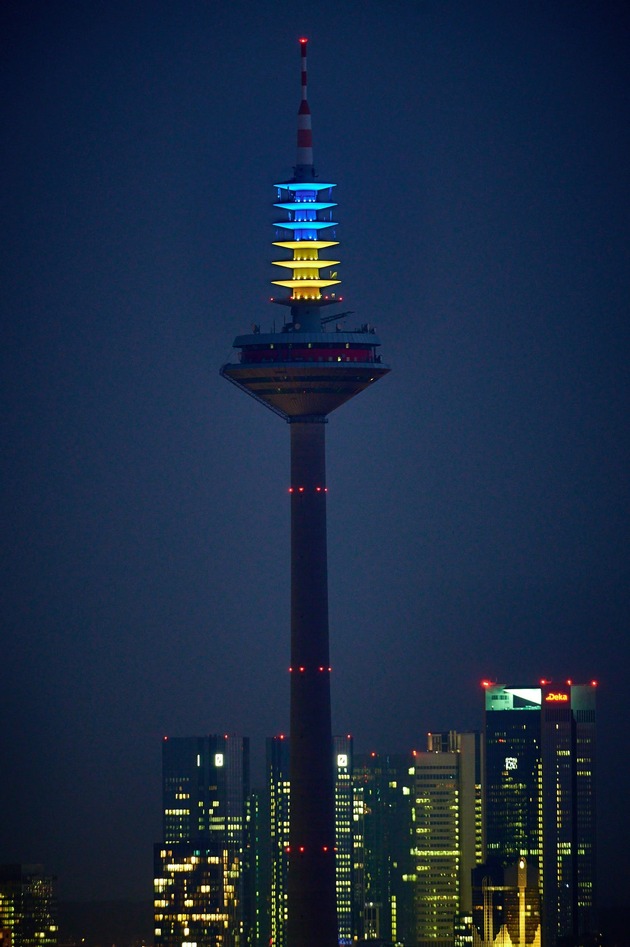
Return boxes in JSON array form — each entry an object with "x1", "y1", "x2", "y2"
[{"x1": 2, "y1": 0, "x2": 629, "y2": 906}]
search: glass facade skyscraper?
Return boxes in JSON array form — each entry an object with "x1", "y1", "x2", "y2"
[
  {"x1": 266, "y1": 735, "x2": 290, "y2": 947},
  {"x1": 353, "y1": 752, "x2": 414, "y2": 945},
  {"x1": 162, "y1": 734, "x2": 250, "y2": 849},
  {"x1": 483, "y1": 682, "x2": 596, "y2": 947},
  {"x1": 0, "y1": 865, "x2": 57, "y2": 947},
  {"x1": 332, "y1": 736, "x2": 354, "y2": 946},
  {"x1": 410, "y1": 731, "x2": 482, "y2": 947},
  {"x1": 155, "y1": 735, "x2": 251, "y2": 947},
  {"x1": 265, "y1": 735, "x2": 357, "y2": 947},
  {"x1": 154, "y1": 844, "x2": 242, "y2": 947}
]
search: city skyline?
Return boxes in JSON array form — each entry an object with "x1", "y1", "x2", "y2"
[
  {"x1": 2, "y1": 0, "x2": 629, "y2": 912},
  {"x1": 150, "y1": 709, "x2": 594, "y2": 947}
]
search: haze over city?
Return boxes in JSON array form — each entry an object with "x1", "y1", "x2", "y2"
[{"x1": 2, "y1": 0, "x2": 629, "y2": 912}]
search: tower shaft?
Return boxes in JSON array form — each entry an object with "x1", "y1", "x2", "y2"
[
  {"x1": 221, "y1": 38, "x2": 389, "y2": 946},
  {"x1": 287, "y1": 420, "x2": 337, "y2": 947}
]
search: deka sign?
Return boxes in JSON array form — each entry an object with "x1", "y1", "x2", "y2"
[{"x1": 545, "y1": 692, "x2": 569, "y2": 702}]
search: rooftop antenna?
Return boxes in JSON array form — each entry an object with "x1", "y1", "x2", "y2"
[{"x1": 296, "y1": 37, "x2": 314, "y2": 179}]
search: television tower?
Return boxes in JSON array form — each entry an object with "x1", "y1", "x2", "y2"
[{"x1": 221, "y1": 38, "x2": 389, "y2": 947}]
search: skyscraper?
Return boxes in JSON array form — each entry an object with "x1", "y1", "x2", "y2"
[
  {"x1": 154, "y1": 844, "x2": 242, "y2": 947},
  {"x1": 266, "y1": 734, "x2": 358, "y2": 946},
  {"x1": 0, "y1": 864, "x2": 57, "y2": 947},
  {"x1": 333, "y1": 735, "x2": 354, "y2": 945},
  {"x1": 353, "y1": 752, "x2": 414, "y2": 945},
  {"x1": 410, "y1": 731, "x2": 482, "y2": 947},
  {"x1": 267, "y1": 735, "x2": 291, "y2": 947},
  {"x1": 161, "y1": 734, "x2": 250, "y2": 850},
  {"x1": 483, "y1": 682, "x2": 597, "y2": 947},
  {"x1": 221, "y1": 39, "x2": 389, "y2": 947},
  {"x1": 155, "y1": 735, "x2": 251, "y2": 947}
]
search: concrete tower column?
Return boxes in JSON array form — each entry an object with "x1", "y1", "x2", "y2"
[{"x1": 287, "y1": 418, "x2": 337, "y2": 947}]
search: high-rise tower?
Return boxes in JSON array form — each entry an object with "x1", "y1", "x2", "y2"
[
  {"x1": 411, "y1": 731, "x2": 482, "y2": 947},
  {"x1": 266, "y1": 734, "x2": 357, "y2": 946},
  {"x1": 221, "y1": 39, "x2": 389, "y2": 947},
  {"x1": 353, "y1": 753, "x2": 414, "y2": 944},
  {"x1": 483, "y1": 681, "x2": 597, "y2": 947},
  {"x1": 155, "y1": 735, "x2": 251, "y2": 947},
  {"x1": 0, "y1": 864, "x2": 57, "y2": 947}
]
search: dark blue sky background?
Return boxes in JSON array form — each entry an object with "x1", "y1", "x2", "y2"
[{"x1": 2, "y1": 0, "x2": 629, "y2": 904}]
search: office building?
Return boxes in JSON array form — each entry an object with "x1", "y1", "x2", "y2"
[
  {"x1": 483, "y1": 682, "x2": 596, "y2": 947},
  {"x1": 154, "y1": 843, "x2": 242, "y2": 947},
  {"x1": 155, "y1": 735, "x2": 251, "y2": 947},
  {"x1": 267, "y1": 736, "x2": 291, "y2": 947},
  {"x1": 0, "y1": 864, "x2": 57, "y2": 947},
  {"x1": 266, "y1": 735, "x2": 358, "y2": 946},
  {"x1": 333, "y1": 735, "x2": 354, "y2": 945},
  {"x1": 410, "y1": 731, "x2": 482, "y2": 947},
  {"x1": 248, "y1": 789, "x2": 266, "y2": 947},
  {"x1": 162, "y1": 734, "x2": 250, "y2": 849},
  {"x1": 353, "y1": 753, "x2": 414, "y2": 945}
]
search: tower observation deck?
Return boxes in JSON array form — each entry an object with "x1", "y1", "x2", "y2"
[{"x1": 221, "y1": 38, "x2": 389, "y2": 947}]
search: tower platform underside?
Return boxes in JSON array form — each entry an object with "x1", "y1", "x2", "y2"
[
  {"x1": 221, "y1": 330, "x2": 389, "y2": 419},
  {"x1": 221, "y1": 361, "x2": 388, "y2": 418}
]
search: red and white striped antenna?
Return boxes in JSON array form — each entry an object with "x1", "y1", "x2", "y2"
[{"x1": 296, "y1": 37, "x2": 314, "y2": 177}]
